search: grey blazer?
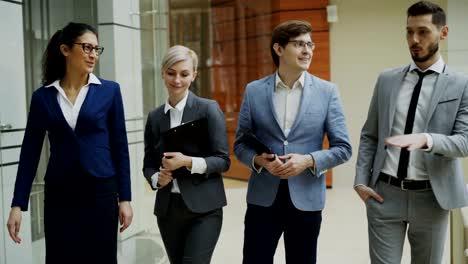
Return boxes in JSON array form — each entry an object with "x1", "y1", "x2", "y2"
[
  {"x1": 355, "y1": 65, "x2": 468, "y2": 210},
  {"x1": 143, "y1": 91, "x2": 230, "y2": 216}
]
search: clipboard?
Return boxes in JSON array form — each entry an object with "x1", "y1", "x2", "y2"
[
  {"x1": 161, "y1": 118, "x2": 209, "y2": 178},
  {"x1": 238, "y1": 132, "x2": 273, "y2": 155}
]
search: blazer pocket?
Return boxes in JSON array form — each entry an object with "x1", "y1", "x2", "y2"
[
  {"x1": 192, "y1": 174, "x2": 206, "y2": 185},
  {"x1": 438, "y1": 98, "x2": 458, "y2": 104},
  {"x1": 304, "y1": 111, "x2": 324, "y2": 117},
  {"x1": 303, "y1": 112, "x2": 325, "y2": 124},
  {"x1": 433, "y1": 152, "x2": 455, "y2": 160},
  {"x1": 82, "y1": 110, "x2": 107, "y2": 123},
  {"x1": 96, "y1": 145, "x2": 111, "y2": 150}
]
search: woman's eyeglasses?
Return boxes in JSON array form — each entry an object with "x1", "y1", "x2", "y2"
[{"x1": 74, "y1": 43, "x2": 104, "y2": 56}]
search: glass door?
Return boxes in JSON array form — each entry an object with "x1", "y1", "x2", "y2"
[
  {"x1": 0, "y1": 0, "x2": 33, "y2": 262},
  {"x1": 0, "y1": 118, "x2": 33, "y2": 264},
  {"x1": 0, "y1": 116, "x2": 5, "y2": 264}
]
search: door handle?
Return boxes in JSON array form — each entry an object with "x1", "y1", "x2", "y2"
[{"x1": 0, "y1": 123, "x2": 12, "y2": 131}]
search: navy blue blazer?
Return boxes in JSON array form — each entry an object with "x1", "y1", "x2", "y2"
[{"x1": 11, "y1": 78, "x2": 131, "y2": 211}]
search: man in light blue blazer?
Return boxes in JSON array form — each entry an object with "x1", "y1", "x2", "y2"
[
  {"x1": 234, "y1": 20, "x2": 352, "y2": 264},
  {"x1": 355, "y1": 1, "x2": 468, "y2": 263}
]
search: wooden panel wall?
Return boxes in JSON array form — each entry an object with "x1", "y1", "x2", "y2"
[{"x1": 211, "y1": 0, "x2": 333, "y2": 187}]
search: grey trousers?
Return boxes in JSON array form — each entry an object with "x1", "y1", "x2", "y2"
[
  {"x1": 157, "y1": 193, "x2": 223, "y2": 264},
  {"x1": 366, "y1": 181, "x2": 449, "y2": 264}
]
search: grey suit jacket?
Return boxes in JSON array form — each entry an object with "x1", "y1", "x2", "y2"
[
  {"x1": 143, "y1": 91, "x2": 230, "y2": 215},
  {"x1": 355, "y1": 65, "x2": 468, "y2": 210}
]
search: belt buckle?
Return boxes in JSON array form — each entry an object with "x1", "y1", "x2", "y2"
[{"x1": 400, "y1": 180, "x2": 411, "y2": 190}]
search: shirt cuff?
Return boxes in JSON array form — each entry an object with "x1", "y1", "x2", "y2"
[
  {"x1": 423, "y1": 133, "x2": 433, "y2": 151},
  {"x1": 353, "y1": 184, "x2": 366, "y2": 189},
  {"x1": 190, "y1": 157, "x2": 207, "y2": 174},
  {"x1": 251, "y1": 155, "x2": 263, "y2": 174},
  {"x1": 151, "y1": 172, "x2": 160, "y2": 189},
  {"x1": 308, "y1": 154, "x2": 316, "y2": 176}
]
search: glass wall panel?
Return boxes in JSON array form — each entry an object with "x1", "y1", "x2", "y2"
[{"x1": 140, "y1": 0, "x2": 169, "y2": 115}]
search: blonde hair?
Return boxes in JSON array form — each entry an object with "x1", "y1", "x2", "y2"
[{"x1": 161, "y1": 45, "x2": 198, "y2": 72}]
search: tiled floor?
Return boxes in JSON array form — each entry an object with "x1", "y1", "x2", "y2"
[{"x1": 119, "y1": 178, "x2": 450, "y2": 264}]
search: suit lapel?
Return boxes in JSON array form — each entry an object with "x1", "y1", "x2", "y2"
[
  {"x1": 387, "y1": 66, "x2": 409, "y2": 135},
  {"x1": 45, "y1": 87, "x2": 64, "y2": 121},
  {"x1": 181, "y1": 91, "x2": 200, "y2": 124},
  {"x1": 74, "y1": 83, "x2": 96, "y2": 132},
  {"x1": 45, "y1": 87, "x2": 74, "y2": 133},
  {"x1": 289, "y1": 73, "x2": 312, "y2": 134},
  {"x1": 425, "y1": 68, "x2": 450, "y2": 128},
  {"x1": 159, "y1": 109, "x2": 170, "y2": 133},
  {"x1": 266, "y1": 74, "x2": 286, "y2": 138}
]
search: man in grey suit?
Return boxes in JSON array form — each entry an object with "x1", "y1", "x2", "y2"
[
  {"x1": 235, "y1": 20, "x2": 351, "y2": 263},
  {"x1": 355, "y1": 1, "x2": 468, "y2": 263}
]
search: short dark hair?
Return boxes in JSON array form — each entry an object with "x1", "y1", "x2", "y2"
[
  {"x1": 270, "y1": 20, "x2": 312, "y2": 67},
  {"x1": 407, "y1": 1, "x2": 446, "y2": 28},
  {"x1": 42, "y1": 22, "x2": 98, "y2": 85}
]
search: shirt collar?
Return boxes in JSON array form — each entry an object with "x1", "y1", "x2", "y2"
[
  {"x1": 409, "y1": 56, "x2": 445, "y2": 74},
  {"x1": 275, "y1": 71, "x2": 305, "y2": 91},
  {"x1": 164, "y1": 91, "x2": 189, "y2": 114},
  {"x1": 45, "y1": 73, "x2": 102, "y2": 89}
]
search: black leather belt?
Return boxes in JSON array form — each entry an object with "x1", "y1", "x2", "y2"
[{"x1": 378, "y1": 172, "x2": 431, "y2": 191}]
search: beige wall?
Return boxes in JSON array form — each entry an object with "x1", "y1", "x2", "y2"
[
  {"x1": 447, "y1": 1, "x2": 468, "y2": 263},
  {"x1": 447, "y1": 1, "x2": 468, "y2": 173},
  {"x1": 328, "y1": 0, "x2": 446, "y2": 187}
]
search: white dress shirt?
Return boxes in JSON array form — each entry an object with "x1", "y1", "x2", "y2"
[
  {"x1": 273, "y1": 71, "x2": 304, "y2": 137},
  {"x1": 45, "y1": 73, "x2": 101, "y2": 130},
  {"x1": 150, "y1": 91, "x2": 208, "y2": 192},
  {"x1": 381, "y1": 57, "x2": 445, "y2": 180}
]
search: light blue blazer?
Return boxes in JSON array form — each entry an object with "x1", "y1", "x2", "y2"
[{"x1": 234, "y1": 72, "x2": 352, "y2": 211}]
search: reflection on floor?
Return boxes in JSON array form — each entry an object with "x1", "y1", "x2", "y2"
[
  {"x1": 118, "y1": 178, "x2": 450, "y2": 264},
  {"x1": 117, "y1": 178, "x2": 248, "y2": 264},
  {"x1": 118, "y1": 230, "x2": 168, "y2": 264}
]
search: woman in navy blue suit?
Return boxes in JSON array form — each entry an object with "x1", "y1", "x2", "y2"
[{"x1": 6, "y1": 22, "x2": 133, "y2": 264}]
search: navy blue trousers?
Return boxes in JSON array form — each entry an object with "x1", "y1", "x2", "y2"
[
  {"x1": 44, "y1": 169, "x2": 118, "y2": 264},
  {"x1": 243, "y1": 180, "x2": 322, "y2": 264}
]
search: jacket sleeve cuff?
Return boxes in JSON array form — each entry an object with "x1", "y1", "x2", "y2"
[
  {"x1": 307, "y1": 154, "x2": 317, "y2": 176},
  {"x1": 422, "y1": 133, "x2": 433, "y2": 151},
  {"x1": 251, "y1": 155, "x2": 263, "y2": 174},
  {"x1": 309, "y1": 152, "x2": 328, "y2": 177},
  {"x1": 118, "y1": 192, "x2": 132, "y2": 202},
  {"x1": 151, "y1": 172, "x2": 162, "y2": 189},
  {"x1": 11, "y1": 201, "x2": 28, "y2": 212},
  {"x1": 353, "y1": 183, "x2": 367, "y2": 189}
]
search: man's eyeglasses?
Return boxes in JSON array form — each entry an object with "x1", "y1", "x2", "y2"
[
  {"x1": 74, "y1": 43, "x2": 104, "y2": 56},
  {"x1": 288, "y1": 40, "x2": 316, "y2": 50}
]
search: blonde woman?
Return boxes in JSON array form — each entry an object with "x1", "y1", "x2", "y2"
[{"x1": 143, "y1": 45, "x2": 230, "y2": 263}]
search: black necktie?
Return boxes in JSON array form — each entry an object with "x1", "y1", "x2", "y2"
[{"x1": 396, "y1": 69, "x2": 433, "y2": 179}]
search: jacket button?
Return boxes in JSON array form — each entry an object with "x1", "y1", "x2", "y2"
[{"x1": 284, "y1": 141, "x2": 288, "y2": 146}]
